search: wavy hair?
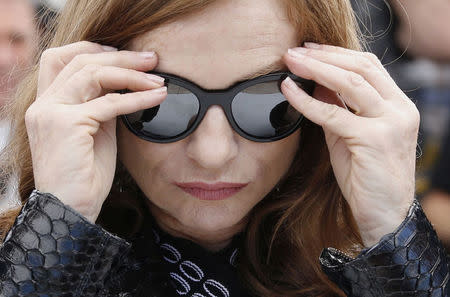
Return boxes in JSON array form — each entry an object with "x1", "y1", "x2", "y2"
[{"x1": 0, "y1": 0, "x2": 364, "y2": 296}]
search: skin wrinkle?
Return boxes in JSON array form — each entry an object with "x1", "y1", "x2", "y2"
[
  {"x1": 135, "y1": 47, "x2": 289, "y2": 90},
  {"x1": 119, "y1": 0, "x2": 300, "y2": 251},
  {"x1": 130, "y1": 2, "x2": 295, "y2": 90},
  {"x1": 156, "y1": 52, "x2": 286, "y2": 88}
]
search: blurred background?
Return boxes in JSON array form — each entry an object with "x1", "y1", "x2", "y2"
[
  {"x1": 351, "y1": 0, "x2": 450, "y2": 249},
  {"x1": 0, "y1": 0, "x2": 449, "y2": 248},
  {"x1": 33, "y1": 0, "x2": 65, "y2": 11}
]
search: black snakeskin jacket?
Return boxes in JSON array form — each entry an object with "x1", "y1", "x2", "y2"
[{"x1": 0, "y1": 190, "x2": 449, "y2": 296}]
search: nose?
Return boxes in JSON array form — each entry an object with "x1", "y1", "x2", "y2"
[{"x1": 186, "y1": 105, "x2": 239, "y2": 169}]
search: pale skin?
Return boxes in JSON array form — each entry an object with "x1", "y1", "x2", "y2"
[
  {"x1": 0, "y1": 0, "x2": 36, "y2": 107},
  {"x1": 26, "y1": 0, "x2": 419, "y2": 251}
]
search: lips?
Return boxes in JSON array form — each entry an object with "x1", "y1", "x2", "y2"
[{"x1": 175, "y1": 182, "x2": 249, "y2": 201}]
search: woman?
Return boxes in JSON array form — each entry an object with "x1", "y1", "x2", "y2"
[{"x1": 0, "y1": 0, "x2": 448, "y2": 296}]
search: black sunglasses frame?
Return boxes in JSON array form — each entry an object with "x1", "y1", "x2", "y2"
[{"x1": 121, "y1": 71, "x2": 316, "y2": 143}]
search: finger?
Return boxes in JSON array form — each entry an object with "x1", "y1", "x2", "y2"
[
  {"x1": 38, "y1": 41, "x2": 117, "y2": 96},
  {"x1": 80, "y1": 87, "x2": 167, "y2": 124},
  {"x1": 50, "y1": 65, "x2": 165, "y2": 104},
  {"x1": 304, "y1": 43, "x2": 389, "y2": 74},
  {"x1": 281, "y1": 76, "x2": 358, "y2": 138},
  {"x1": 296, "y1": 44, "x2": 402, "y2": 99},
  {"x1": 304, "y1": 42, "x2": 390, "y2": 76},
  {"x1": 43, "y1": 50, "x2": 160, "y2": 98},
  {"x1": 283, "y1": 50, "x2": 384, "y2": 117}
]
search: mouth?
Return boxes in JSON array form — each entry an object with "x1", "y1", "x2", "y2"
[{"x1": 175, "y1": 182, "x2": 249, "y2": 201}]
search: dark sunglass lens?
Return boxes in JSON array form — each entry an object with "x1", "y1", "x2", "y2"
[
  {"x1": 232, "y1": 81, "x2": 302, "y2": 138},
  {"x1": 125, "y1": 83, "x2": 199, "y2": 139}
]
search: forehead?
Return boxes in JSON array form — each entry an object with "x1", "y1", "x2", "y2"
[{"x1": 129, "y1": 0, "x2": 299, "y2": 89}]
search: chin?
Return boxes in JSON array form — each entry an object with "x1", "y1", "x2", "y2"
[{"x1": 179, "y1": 203, "x2": 247, "y2": 234}]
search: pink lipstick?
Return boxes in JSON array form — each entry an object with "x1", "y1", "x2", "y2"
[{"x1": 175, "y1": 182, "x2": 248, "y2": 201}]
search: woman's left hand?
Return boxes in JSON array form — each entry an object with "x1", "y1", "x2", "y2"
[{"x1": 281, "y1": 43, "x2": 420, "y2": 247}]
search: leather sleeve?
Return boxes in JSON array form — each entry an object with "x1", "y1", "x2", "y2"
[
  {"x1": 0, "y1": 190, "x2": 132, "y2": 297},
  {"x1": 320, "y1": 200, "x2": 450, "y2": 297}
]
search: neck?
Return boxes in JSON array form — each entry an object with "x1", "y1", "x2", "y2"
[{"x1": 148, "y1": 203, "x2": 247, "y2": 252}]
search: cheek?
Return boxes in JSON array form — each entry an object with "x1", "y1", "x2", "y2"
[
  {"x1": 117, "y1": 122, "x2": 171, "y2": 188},
  {"x1": 262, "y1": 130, "x2": 299, "y2": 166},
  {"x1": 250, "y1": 129, "x2": 300, "y2": 187}
]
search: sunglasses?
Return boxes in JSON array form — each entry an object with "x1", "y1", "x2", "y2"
[{"x1": 121, "y1": 71, "x2": 315, "y2": 143}]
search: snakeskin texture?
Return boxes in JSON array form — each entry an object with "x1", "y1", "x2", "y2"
[
  {"x1": 0, "y1": 190, "x2": 131, "y2": 297},
  {"x1": 1, "y1": 191, "x2": 449, "y2": 296},
  {"x1": 320, "y1": 200, "x2": 450, "y2": 297}
]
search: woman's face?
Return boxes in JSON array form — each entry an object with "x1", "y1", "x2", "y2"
[{"x1": 118, "y1": 0, "x2": 300, "y2": 247}]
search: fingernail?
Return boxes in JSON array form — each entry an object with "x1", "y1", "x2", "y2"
[
  {"x1": 150, "y1": 86, "x2": 167, "y2": 93},
  {"x1": 102, "y1": 45, "x2": 118, "y2": 51},
  {"x1": 288, "y1": 48, "x2": 306, "y2": 59},
  {"x1": 140, "y1": 51, "x2": 156, "y2": 59},
  {"x1": 304, "y1": 42, "x2": 321, "y2": 49},
  {"x1": 146, "y1": 73, "x2": 165, "y2": 84},
  {"x1": 291, "y1": 47, "x2": 310, "y2": 54},
  {"x1": 283, "y1": 77, "x2": 299, "y2": 92}
]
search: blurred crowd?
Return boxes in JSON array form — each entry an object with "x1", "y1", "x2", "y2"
[
  {"x1": 0, "y1": 0, "x2": 37, "y2": 150},
  {"x1": 0, "y1": 0, "x2": 58, "y2": 211},
  {"x1": 352, "y1": 0, "x2": 450, "y2": 248},
  {"x1": 0, "y1": 0, "x2": 449, "y2": 248}
]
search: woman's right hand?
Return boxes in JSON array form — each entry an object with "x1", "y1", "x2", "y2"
[{"x1": 25, "y1": 41, "x2": 167, "y2": 223}]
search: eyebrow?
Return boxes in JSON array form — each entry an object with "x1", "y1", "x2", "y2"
[{"x1": 238, "y1": 61, "x2": 288, "y2": 81}]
